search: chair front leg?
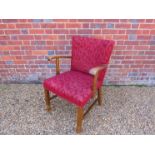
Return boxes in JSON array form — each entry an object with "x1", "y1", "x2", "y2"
[
  {"x1": 44, "y1": 88, "x2": 51, "y2": 112},
  {"x1": 76, "y1": 107, "x2": 84, "y2": 133},
  {"x1": 98, "y1": 87, "x2": 102, "y2": 106}
]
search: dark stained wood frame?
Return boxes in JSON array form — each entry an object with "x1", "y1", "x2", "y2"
[{"x1": 44, "y1": 55, "x2": 107, "y2": 133}]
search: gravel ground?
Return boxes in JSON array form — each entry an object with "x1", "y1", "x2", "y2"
[{"x1": 0, "y1": 84, "x2": 155, "y2": 135}]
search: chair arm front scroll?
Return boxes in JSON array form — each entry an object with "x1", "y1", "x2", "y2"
[
  {"x1": 47, "y1": 55, "x2": 71, "y2": 75},
  {"x1": 89, "y1": 64, "x2": 108, "y2": 97}
]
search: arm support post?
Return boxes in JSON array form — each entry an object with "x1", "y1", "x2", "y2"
[
  {"x1": 89, "y1": 64, "x2": 108, "y2": 97},
  {"x1": 47, "y1": 55, "x2": 71, "y2": 75}
]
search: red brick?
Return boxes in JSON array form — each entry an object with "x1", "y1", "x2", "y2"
[
  {"x1": 93, "y1": 30, "x2": 102, "y2": 34},
  {"x1": 134, "y1": 45, "x2": 150, "y2": 50},
  {"x1": 140, "y1": 24, "x2": 155, "y2": 29},
  {"x1": 32, "y1": 50, "x2": 48, "y2": 55},
  {"x1": 5, "y1": 30, "x2": 20, "y2": 34},
  {"x1": 18, "y1": 35, "x2": 34, "y2": 40},
  {"x1": 53, "y1": 19, "x2": 68, "y2": 22},
  {"x1": 82, "y1": 23, "x2": 89, "y2": 28},
  {"x1": 77, "y1": 19, "x2": 94, "y2": 22},
  {"x1": 0, "y1": 24, "x2": 7, "y2": 28},
  {"x1": 53, "y1": 29, "x2": 69, "y2": 34},
  {"x1": 0, "y1": 46, "x2": 20, "y2": 50},
  {"x1": 7, "y1": 24, "x2": 16, "y2": 28},
  {"x1": 16, "y1": 24, "x2": 32, "y2": 28},
  {"x1": 56, "y1": 24, "x2": 65, "y2": 28},
  {"x1": 2, "y1": 19, "x2": 18, "y2": 23},
  {"x1": 102, "y1": 29, "x2": 119, "y2": 34},
  {"x1": 145, "y1": 19, "x2": 154, "y2": 23},
  {"x1": 45, "y1": 29, "x2": 53, "y2": 34},
  {"x1": 29, "y1": 29, "x2": 44, "y2": 34},
  {"x1": 14, "y1": 60, "x2": 27, "y2": 64},
  {"x1": 150, "y1": 30, "x2": 155, "y2": 34},
  {"x1": 66, "y1": 23, "x2": 81, "y2": 28},
  {"x1": 103, "y1": 19, "x2": 119, "y2": 22},
  {"x1": 78, "y1": 29, "x2": 92, "y2": 34},
  {"x1": 113, "y1": 35, "x2": 128, "y2": 40},
  {"x1": 7, "y1": 41, "x2": 22, "y2": 45},
  {"x1": 1, "y1": 56, "x2": 15, "y2": 61},
  {"x1": 0, "y1": 36, "x2": 10, "y2": 40},
  {"x1": 41, "y1": 23, "x2": 56, "y2": 28},
  {"x1": 0, "y1": 19, "x2": 155, "y2": 85},
  {"x1": 53, "y1": 41, "x2": 69, "y2": 46},
  {"x1": 115, "y1": 24, "x2": 131, "y2": 29},
  {"x1": 137, "y1": 35, "x2": 151, "y2": 40},
  {"x1": 42, "y1": 35, "x2": 58, "y2": 40},
  {"x1": 69, "y1": 29, "x2": 77, "y2": 34}
]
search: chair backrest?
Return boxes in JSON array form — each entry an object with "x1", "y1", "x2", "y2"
[{"x1": 71, "y1": 36, "x2": 115, "y2": 83}]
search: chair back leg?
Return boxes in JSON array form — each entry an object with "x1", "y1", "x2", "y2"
[
  {"x1": 44, "y1": 88, "x2": 51, "y2": 112},
  {"x1": 98, "y1": 88, "x2": 103, "y2": 106},
  {"x1": 76, "y1": 107, "x2": 84, "y2": 133}
]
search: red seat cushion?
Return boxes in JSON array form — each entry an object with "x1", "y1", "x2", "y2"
[{"x1": 43, "y1": 71, "x2": 101, "y2": 107}]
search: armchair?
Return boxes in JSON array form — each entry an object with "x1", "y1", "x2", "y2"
[{"x1": 43, "y1": 36, "x2": 114, "y2": 133}]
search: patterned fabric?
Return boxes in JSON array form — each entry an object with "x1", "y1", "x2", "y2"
[
  {"x1": 43, "y1": 71, "x2": 101, "y2": 107},
  {"x1": 43, "y1": 36, "x2": 114, "y2": 107},
  {"x1": 71, "y1": 36, "x2": 115, "y2": 82}
]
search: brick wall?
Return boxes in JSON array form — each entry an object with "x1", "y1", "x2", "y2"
[{"x1": 0, "y1": 19, "x2": 155, "y2": 85}]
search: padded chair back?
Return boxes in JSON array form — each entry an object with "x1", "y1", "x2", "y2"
[{"x1": 71, "y1": 36, "x2": 115, "y2": 82}]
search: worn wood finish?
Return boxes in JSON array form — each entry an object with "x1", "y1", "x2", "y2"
[
  {"x1": 45, "y1": 56, "x2": 108, "y2": 133},
  {"x1": 47, "y1": 55, "x2": 71, "y2": 75},
  {"x1": 76, "y1": 107, "x2": 84, "y2": 133},
  {"x1": 56, "y1": 58, "x2": 60, "y2": 75},
  {"x1": 44, "y1": 88, "x2": 51, "y2": 112},
  {"x1": 48, "y1": 55, "x2": 71, "y2": 61},
  {"x1": 98, "y1": 87, "x2": 102, "y2": 106},
  {"x1": 90, "y1": 64, "x2": 108, "y2": 98},
  {"x1": 83, "y1": 98, "x2": 98, "y2": 118}
]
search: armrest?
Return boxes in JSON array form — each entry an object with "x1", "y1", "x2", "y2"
[
  {"x1": 89, "y1": 64, "x2": 108, "y2": 76},
  {"x1": 47, "y1": 55, "x2": 71, "y2": 61},
  {"x1": 47, "y1": 55, "x2": 71, "y2": 75},
  {"x1": 89, "y1": 64, "x2": 108, "y2": 97}
]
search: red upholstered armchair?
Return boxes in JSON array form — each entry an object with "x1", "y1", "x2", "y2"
[{"x1": 43, "y1": 36, "x2": 115, "y2": 133}]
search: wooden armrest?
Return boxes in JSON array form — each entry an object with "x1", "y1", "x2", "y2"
[
  {"x1": 89, "y1": 64, "x2": 108, "y2": 97},
  {"x1": 47, "y1": 55, "x2": 71, "y2": 61},
  {"x1": 47, "y1": 55, "x2": 71, "y2": 75},
  {"x1": 89, "y1": 64, "x2": 108, "y2": 75}
]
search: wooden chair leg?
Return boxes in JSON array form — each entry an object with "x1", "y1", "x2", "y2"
[
  {"x1": 98, "y1": 87, "x2": 102, "y2": 106},
  {"x1": 76, "y1": 107, "x2": 84, "y2": 133},
  {"x1": 44, "y1": 88, "x2": 51, "y2": 112}
]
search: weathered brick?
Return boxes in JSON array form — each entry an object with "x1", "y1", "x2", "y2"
[
  {"x1": 32, "y1": 19, "x2": 43, "y2": 23},
  {"x1": 5, "y1": 61, "x2": 14, "y2": 65},
  {"x1": 48, "y1": 50, "x2": 55, "y2": 55},
  {"x1": 107, "y1": 23, "x2": 114, "y2": 28},
  {"x1": 43, "y1": 19, "x2": 53, "y2": 23},
  {"x1": 32, "y1": 50, "x2": 48, "y2": 55},
  {"x1": 140, "y1": 24, "x2": 155, "y2": 29},
  {"x1": 115, "y1": 24, "x2": 131, "y2": 29},
  {"x1": 128, "y1": 34, "x2": 137, "y2": 41},
  {"x1": 0, "y1": 19, "x2": 155, "y2": 85}
]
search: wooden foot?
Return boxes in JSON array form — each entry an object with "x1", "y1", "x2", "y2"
[
  {"x1": 44, "y1": 88, "x2": 51, "y2": 112},
  {"x1": 76, "y1": 107, "x2": 84, "y2": 133},
  {"x1": 98, "y1": 87, "x2": 102, "y2": 106}
]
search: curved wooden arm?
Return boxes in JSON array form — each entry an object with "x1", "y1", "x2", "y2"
[
  {"x1": 89, "y1": 64, "x2": 108, "y2": 97},
  {"x1": 47, "y1": 55, "x2": 71, "y2": 61},
  {"x1": 47, "y1": 55, "x2": 71, "y2": 75}
]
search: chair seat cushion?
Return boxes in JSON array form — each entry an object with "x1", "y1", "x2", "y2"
[{"x1": 43, "y1": 71, "x2": 101, "y2": 107}]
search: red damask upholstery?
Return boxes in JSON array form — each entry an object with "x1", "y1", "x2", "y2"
[
  {"x1": 71, "y1": 36, "x2": 114, "y2": 82},
  {"x1": 44, "y1": 71, "x2": 101, "y2": 107},
  {"x1": 43, "y1": 36, "x2": 114, "y2": 107}
]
